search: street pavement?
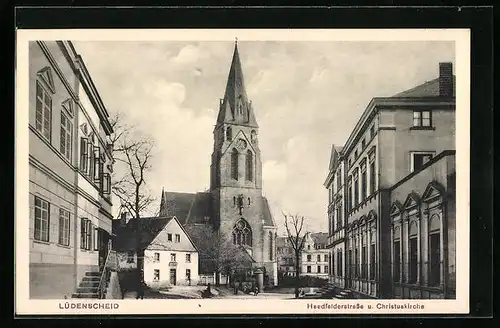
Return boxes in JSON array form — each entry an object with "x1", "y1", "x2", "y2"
[{"x1": 122, "y1": 286, "x2": 295, "y2": 299}]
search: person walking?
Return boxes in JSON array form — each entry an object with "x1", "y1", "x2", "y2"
[{"x1": 135, "y1": 279, "x2": 145, "y2": 300}]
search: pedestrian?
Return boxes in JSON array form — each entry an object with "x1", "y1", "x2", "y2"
[
  {"x1": 136, "y1": 279, "x2": 145, "y2": 300},
  {"x1": 233, "y1": 280, "x2": 238, "y2": 295}
]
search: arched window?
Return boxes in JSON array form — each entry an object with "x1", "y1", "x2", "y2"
[
  {"x1": 246, "y1": 150, "x2": 253, "y2": 181},
  {"x1": 408, "y1": 221, "x2": 418, "y2": 284},
  {"x1": 231, "y1": 148, "x2": 238, "y2": 180},
  {"x1": 393, "y1": 226, "x2": 401, "y2": 282},
  {"x1": 269, "y1": 232, "x2": 273, "y2": 260},
  {"x1": 251, "y1": 130, "x2": 257, "y2": 143},
  {"x1": 232, "y1": 219, "x2": 252, "y2": 247},
  {"x1": 226, "y1": 126, "x2": 232, "y2": 141},
  {"x1": 429, "y1": 214, "x2": 441, "y2": 287}
]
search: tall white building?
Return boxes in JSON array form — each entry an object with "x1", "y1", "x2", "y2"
[{"x1": 29, "y1": 41, "x2": 114, "y2": 299}]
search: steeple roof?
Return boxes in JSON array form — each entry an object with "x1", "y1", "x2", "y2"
[{"x1": 216, "y1": 41, "x2": 258, "y2": 128}]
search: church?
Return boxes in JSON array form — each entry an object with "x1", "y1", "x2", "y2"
[{"x1": 159, "y1": 42, "x2": 278, "y2": 286}]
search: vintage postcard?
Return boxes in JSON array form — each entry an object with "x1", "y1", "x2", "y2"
[{"x1": 15, "y1": 28, "x2": 470, "y2": 315}]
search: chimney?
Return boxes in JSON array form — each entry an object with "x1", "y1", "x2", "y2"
[{"x1": 439, "y1": 62, "x2": 453, "y2": 97}]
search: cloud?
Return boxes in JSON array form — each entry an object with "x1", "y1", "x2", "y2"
[{"x1": 170, "y1": 44, "x2": 203, "y2": 65}]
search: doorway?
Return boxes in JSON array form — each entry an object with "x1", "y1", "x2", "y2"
[
  {"x1": 98, "y1": 229, "x2": 110, "y2": 271},
  {"x1": 170, "y1": 269, "x2": 177, "y2": 286}
]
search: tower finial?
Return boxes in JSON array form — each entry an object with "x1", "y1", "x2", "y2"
[{"x1": 235, "y1": 37, "x2": 238, "y2": 45}]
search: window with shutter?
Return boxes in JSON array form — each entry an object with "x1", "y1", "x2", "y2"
[
  {"x1": 94, "y1": 227, "x2": 99, "y2": 251},
  {"x1": 80, "y1": 138, "x2": 88, "y2": 173},
  {"x1": 80, "y1": 218, "x2": 86, "y2": 249},
  {"x1": 86, "y1": 220, "x2": 92, "y2": 251},
  {"x1": 88, "y1": 142, "x2": 94, "y2": 179},
  {"x1": 93, "y1": 146, "x2": 100, "y2": 183},
  {"x1": 102, "y1": 173, "x2": 111, "y2": 195}
]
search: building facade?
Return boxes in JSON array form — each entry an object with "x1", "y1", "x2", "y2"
[
  {"x1": 276, "y1": 236, "x2": 296, "y2": 277},
  {"x1": 159, "y1": 42, "x2": 278, "y2": 286},
  {"x1": 300, "y1": 233, "x2": 329, "y2": 280},
  {"x1": 324, "y1": 145, "x2": 346, "y2": 288},
  {"x1": 325, "y1": 62, "x2": 456, "y2": 299},
  {"x1": 113, "y1": 215, "x2": 199, "y2": 287},
  {"x1": 29, "y1": 41, "x2": 114, "y2": 299}
]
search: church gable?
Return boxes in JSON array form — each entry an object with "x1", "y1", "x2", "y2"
[
  {"x1": 220, "y1": 128, "x2": 255, "y2": 157},
  {"x1": 149, "y1": 217, "x2": 198, "y2": 252}
]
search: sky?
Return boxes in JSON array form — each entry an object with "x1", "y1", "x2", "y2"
[{"x1": 73, "y1": 40, "x2": 455, "y2": 235}]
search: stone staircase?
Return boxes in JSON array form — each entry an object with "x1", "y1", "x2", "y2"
[
  {"x1": 316, "y1": 283, "x2": 354, "y2": 299},
  {"x1": 333, "y1": 289, "x2": 353, "y2": 299},
  {"x1": 72, "y1": 271, "x2": 107, "y2": 299}
]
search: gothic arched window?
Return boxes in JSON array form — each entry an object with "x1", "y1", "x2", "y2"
[
  {"x1": 226, "y1": 126, "x2": 232, "y2": 141},
  {"x1": 251, "y1": 130, "x2": 257, "y2": 143},
  {"x1": 269, "y1": 231, "x2": 274, "y2": 260},
  {"x1": 231, "y1": 148, "x2": 239, "y2": 180},
  {"x1": 246, "y1": 150, "x2": 253, "y2": 181},
  {"x1": 232, "y1": 219, "x2": 252, "y2": 247}
]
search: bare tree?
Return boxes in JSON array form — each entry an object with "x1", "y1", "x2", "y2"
[
  {"x1": 283, "y1": 213, "x2": 310, "y2": 299},
  {"x1": 184, "y1": 224, "x2": 252, "y2": 286},
  {"x1": 109, "y1": 113, "x2": 156, "y2": 284},
  {"x1": 109, "y1": 113, "x2": 156, "y2": 220}
]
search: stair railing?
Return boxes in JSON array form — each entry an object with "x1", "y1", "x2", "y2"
[{"x1": 97, "y1": 248, "x2": 119, "y2": 299}]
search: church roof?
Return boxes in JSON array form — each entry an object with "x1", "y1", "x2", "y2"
[
  {"x1": 160, "y1": 191, "x2": 197, "y2": 225},
  {"x1": 216, "y1": 42, "x2": 258, "y2": 128},
  {"x1": 392, "y1": 75, "x2": 456, "y2": 97},
  {"x1": 160, "y1": 190, "x2": 275, "y2": 227},
  {"x1": 185, "y1": 192, "x2": 212, "y2": 225}
]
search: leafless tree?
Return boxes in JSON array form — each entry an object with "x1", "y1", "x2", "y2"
[
  {"x1": 109, "y1": 113, "x2": 156, "y2": 220},
  {"x1": 109, "y1": 113, "x2": 156, "y2": 284},
  {"x1": 184, "y1": 224, "x2": 251, "y2": 286},
  {"x1": 283, "y1": 212, "x2": 310, "y2": 299}
]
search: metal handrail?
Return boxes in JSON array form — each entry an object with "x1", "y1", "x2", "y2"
[{"x1": 97, "y1": 249, "x2": 118, "y2": 299}]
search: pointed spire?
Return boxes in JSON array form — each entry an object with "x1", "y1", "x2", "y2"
[{"x1": 216, "y1": 41, "x2": 258, "y2": 128}]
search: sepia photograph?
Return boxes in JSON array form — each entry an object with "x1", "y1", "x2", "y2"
[{"x1": 15, "y1": 28, "x2": 470, "y2": 315}]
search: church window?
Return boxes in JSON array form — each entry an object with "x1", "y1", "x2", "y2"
[
  {"x1": 232, "y1": 218, "x2": 252, "y2": 247},
  {"x1": 248, "y1": 197, "x2": 251, "y2": 206},
  {"x1": 269, "y1": 232, "x2": 274, "y2": 260},
  {"x1": 246, "y1": 150, "x2": 253, "y2": 181},
  {"x1": 226, "y1": 126, "x2": 232, "y2": 141},
  {"x1": 251, "y1": 130, "x2": 257, "y2": 143},
  {"x1": 231, "y1": 148, "x2": 239, "y2": 180}
]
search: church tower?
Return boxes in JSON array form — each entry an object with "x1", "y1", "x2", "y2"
[{"x1": 210, "y1": 41, "x2": 272, "y2": 265}]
